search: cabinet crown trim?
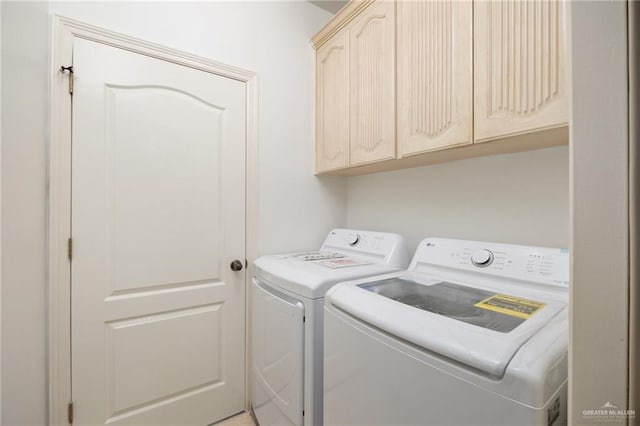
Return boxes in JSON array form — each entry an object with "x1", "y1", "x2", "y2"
[{"x1": 312, "y1": 0, "x2": 375, "y2": 49}]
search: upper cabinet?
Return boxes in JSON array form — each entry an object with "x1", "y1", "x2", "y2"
[
  {"x1": 474, "y1": 0, "x2": 569, "y2": 142},
  {"x1": 316, "y1": 29, "x2": 350, "y2": 172},
  {"x1": 313, "y1": 0, "x2": 569, "y2": 176},
  {"x1": 314, "y1": 0, "x2": 395, "y2": 173},
  {"x1": 397, "y1": 1, "x2": 472, "y2": 156},
  {"x1": 349, "y1": 0, "x2": 395, "y2": 166}
]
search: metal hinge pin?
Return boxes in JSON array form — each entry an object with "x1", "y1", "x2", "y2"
[
  {"x1": 60, "y1": 65, "x2": 74, "y2": 95},
  {"x1": 68, "y1": 401, "x2": 74, "y2": 424}
]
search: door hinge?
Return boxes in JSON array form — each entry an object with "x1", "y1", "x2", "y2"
[
  {"x1": 67, "y1": 401, "x2": 74, "y2": 424},
  {"x1": 61, "y1": 66, "x2": 74, "y2": 95},
  {"x1": 67, "y1": 238, "x2": 73, "y2": 261},
  {"x1": 303, "y1": 316, "x2": 306, "y2": 323}
]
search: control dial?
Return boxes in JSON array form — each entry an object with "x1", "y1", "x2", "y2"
[
  {"x1": 471, "y1": 249, "x2": 494, "y2": 267},
  {"x1": 346, "y1": 233, "x2": 360, "y2": 246}
]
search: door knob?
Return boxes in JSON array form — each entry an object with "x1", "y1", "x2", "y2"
[{"x1": 230, "y1": 260, "x2": 244, "y2": 271}]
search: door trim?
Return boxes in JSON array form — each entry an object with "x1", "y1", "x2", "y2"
[{"x1": 48, "y1": 15, "x2": 258, "y2": 425}]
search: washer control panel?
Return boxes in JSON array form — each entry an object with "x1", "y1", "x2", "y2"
[
  {"x1": 345, "y1": 233, "x2": 360, "y2": 246},
  {"x1": 471, "y1": 249, "x2": 494, "y2": 267},
  {"x1": 412, "y1": 238, "x2": 569, "y2": 288},
  {"x1": 321, "y1": 229, "x2": 409, "y2": 269}
]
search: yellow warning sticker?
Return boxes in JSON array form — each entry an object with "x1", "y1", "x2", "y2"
[{"x1": 475, "y1": 294, "x2": 545, "y2": 319}]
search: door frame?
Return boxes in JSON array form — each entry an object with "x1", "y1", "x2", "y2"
[{"x1": 48, "y1": 16, "x2": 258, "y2": 426}]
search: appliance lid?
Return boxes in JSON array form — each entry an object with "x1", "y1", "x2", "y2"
[
  {"x1": 254, "y1": 253, "x2": 401, "y2": 299},
  {"x1": 327, "y1": 275, "x2": 567, "y2": 377}
]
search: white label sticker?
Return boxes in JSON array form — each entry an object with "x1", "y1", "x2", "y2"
[{"x1": 314, "y1": 257, "x2": 371, "y2": 269}]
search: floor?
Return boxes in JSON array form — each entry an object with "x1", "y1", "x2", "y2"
[{"x1": 215, "y1": 412, "x2": 256, "y2": 426}]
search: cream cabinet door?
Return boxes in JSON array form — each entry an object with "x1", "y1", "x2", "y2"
[
  {"x1": 349, "y1": 0, "x2": 395, "y2": 166},
  {"x1": 398, "y1": 1, "x2": 472, "y2": 156},
  {"x1": 474, "y1": 0, "x2": 569, "y2": 142},
  {"x1": 316, "y1": 29, "x2": 350, "y2": 173}
]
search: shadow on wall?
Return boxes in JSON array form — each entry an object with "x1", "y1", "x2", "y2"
[{"x1": 344, "y1": 145, "x2": 570, "y2": 252}]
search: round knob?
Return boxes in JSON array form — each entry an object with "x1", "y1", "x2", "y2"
[
  {"x1": 471, "y1": 249, "x2": 494, "y2": 267},
  {"x1": 346, "y1": 233, "x2": 360, "y2": 246},
  {"x1": 230, "y1": 260, "x2": 244, "y2": 271}
]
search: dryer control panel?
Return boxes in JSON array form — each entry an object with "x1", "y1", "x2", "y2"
[
  {"x1": 321, "y1": 229, "x2": 410, "y2": 269},
  {"x1": 411, "y1": 238, "x2": 569, "y2": 288}
]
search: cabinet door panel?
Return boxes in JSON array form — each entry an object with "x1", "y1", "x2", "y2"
[
  {"x1": 474, "y1": 0, "x2": 569, "y2": 142},
  {"x1": 349, "y1": 0, "x2": 395, "y2": 166},
  {"x1": 316, "y1": 30, "x2": 350, "y2": 173},
  {"x1": 398, "y1": 1, "x2": 472, "y2": 156}
]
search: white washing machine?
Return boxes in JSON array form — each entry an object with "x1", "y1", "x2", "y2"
[
  {"x1": 251, "y1": 228, "x2": 409, "y2": 426},
  {"x1": 324, "y1": 237, "x2": 569, "y2": 426}
]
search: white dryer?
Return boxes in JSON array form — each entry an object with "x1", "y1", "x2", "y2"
[
  {"x1": 251, "y1": 229, "x2": 409, "y2": 426},
  {"x1": 324, "y1": 238, "x2": 569, "y2": 426}
]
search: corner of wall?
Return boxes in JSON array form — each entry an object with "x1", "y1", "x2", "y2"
[{"x1": 569, "y1": 0, "x2": 630, "y2": 422}]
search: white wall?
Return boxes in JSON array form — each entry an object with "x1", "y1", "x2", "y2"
[
  {"x1": 1, "y1": 2, "x2": 50, "y2": 425},
  {"x1": 346, "y1": 146, "x2": 570, "y2": 253},
  {"x1": 1, "y1": 2, "x2": 340, "y2": 424},
  {"x1": 569, "y1": 1, "x2": 629, "y2": 422}
]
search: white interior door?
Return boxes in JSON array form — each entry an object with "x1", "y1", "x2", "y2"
[{"x1": 71, "y1": 38, "x2": 246, "y2": 425}]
